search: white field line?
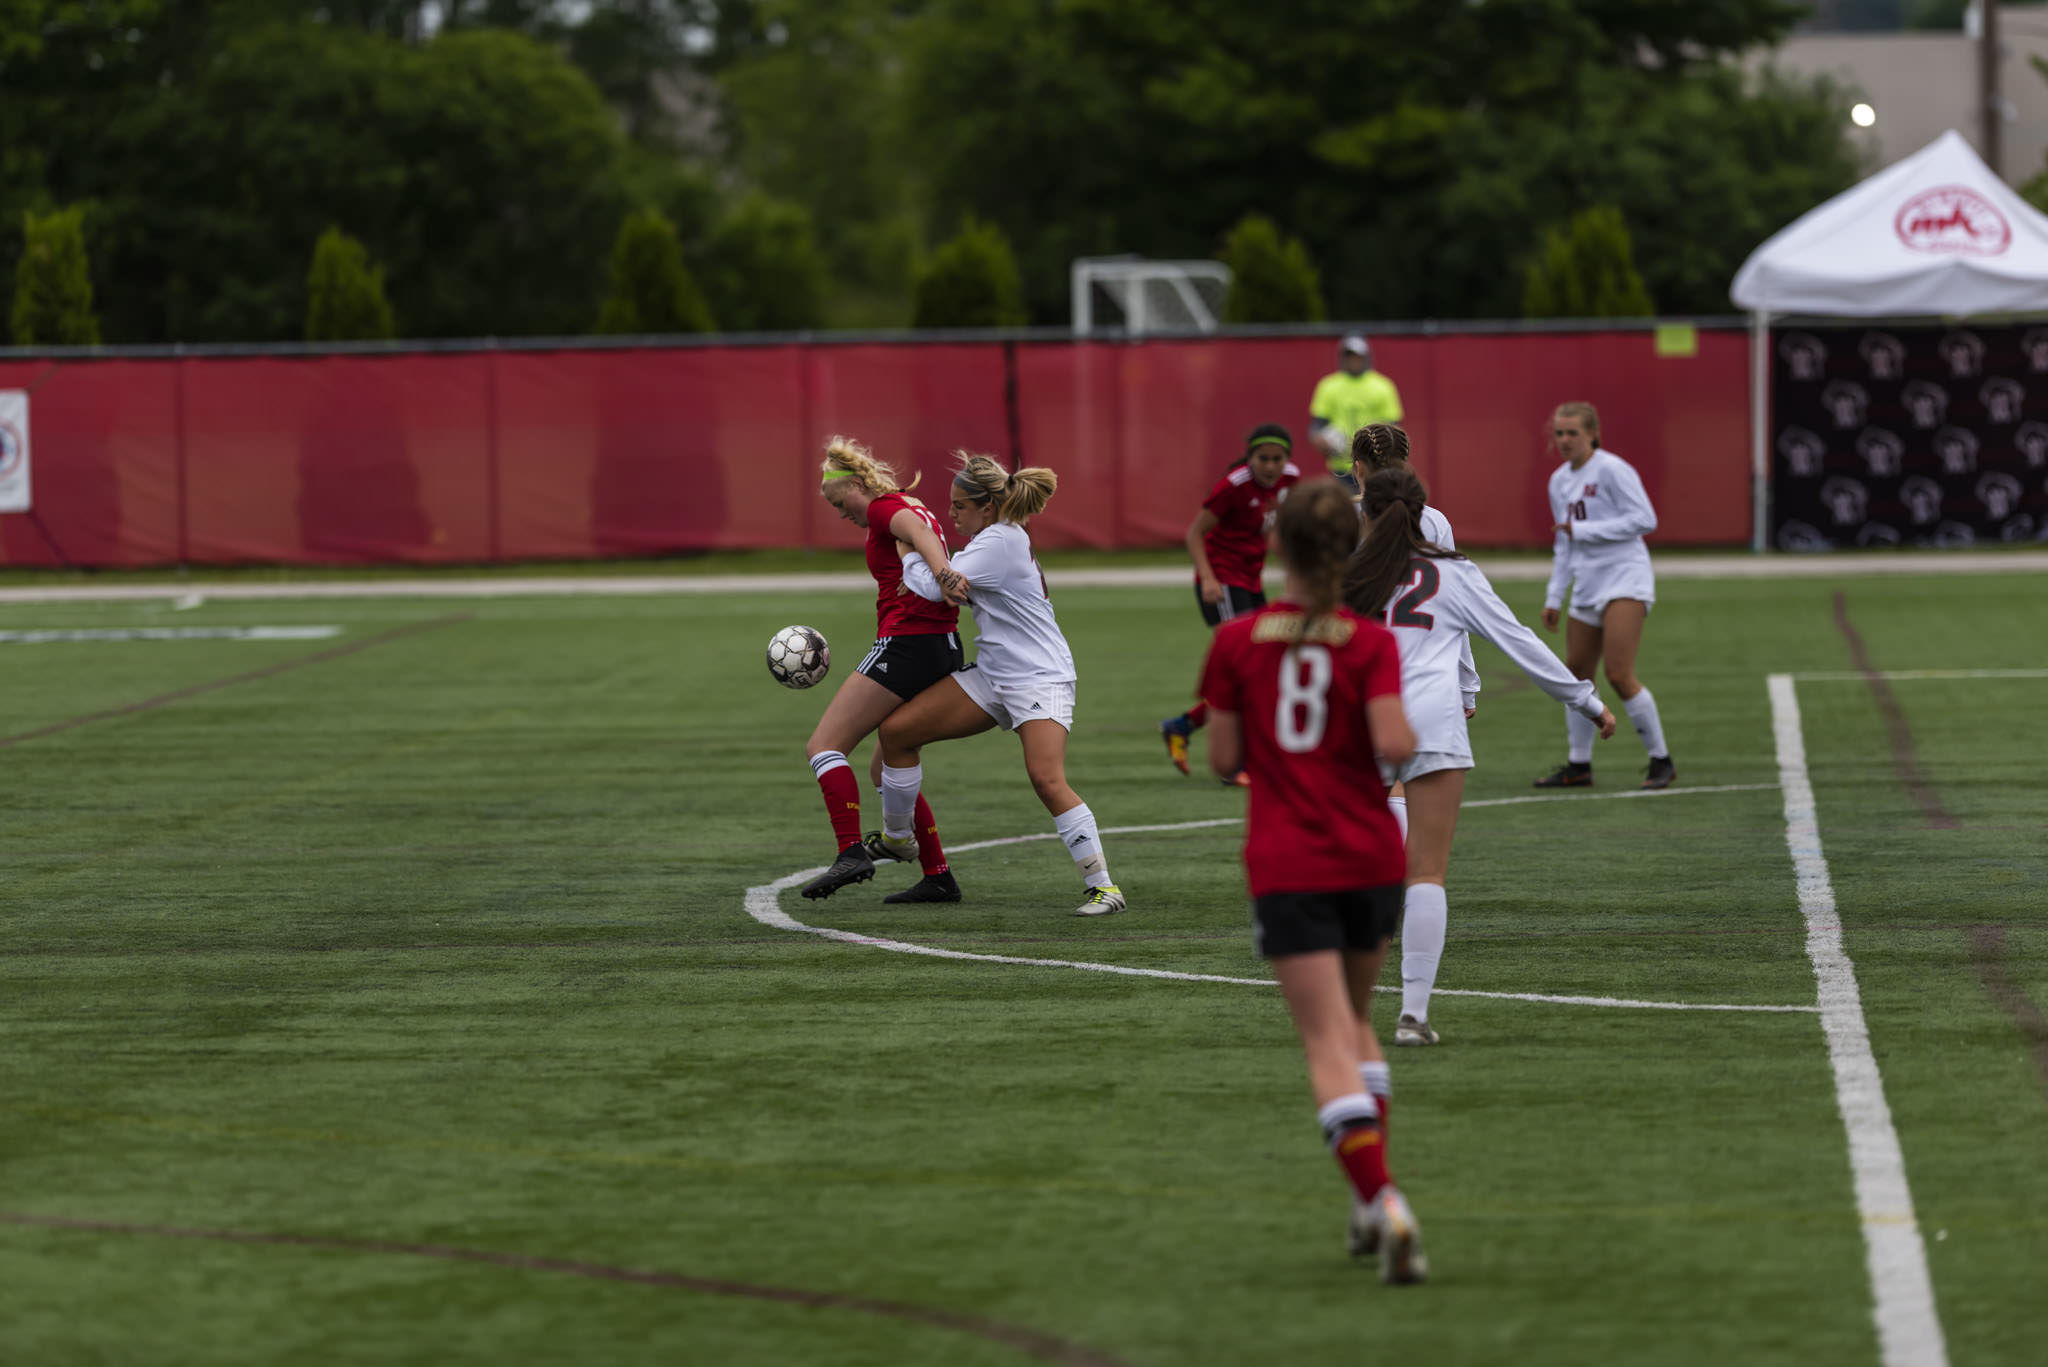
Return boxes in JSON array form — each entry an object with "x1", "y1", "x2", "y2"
[
  {"x1": 1794, "y1": 668, "x2": 2048, "y2": 682},
  {"x1": 6, "y1": 549, "x2": 2048, "y2": 605},
  {"x1": 0, "y1": 626, "x2": 339, "y2": 644},
  {"x1": 744, "y1": 787, "x2": 1817, "y2": 1016},
  {"x1": 1768, "y1": 674, "x2": 1948, "y2": 1367}
]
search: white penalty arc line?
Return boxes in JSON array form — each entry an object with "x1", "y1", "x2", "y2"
[
  {"x1": 1768, "y1": 674, "x2": 1947, "y2": 1367},
  {"x1": 744, "y1": 784, "x2": 1815, "y2": 1016},
  {"x1": 1793, "y1": 668, "x2": 2048, "y2": 682}
]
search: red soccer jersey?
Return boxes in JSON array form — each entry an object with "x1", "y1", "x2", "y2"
[
  {"x1": 1200, "y1": 462, "x2": 1301, "y2": 593},
  {"x1": 1198, "y1": 602, "x2": 1407, "y2": 898},
  {"x1": 867, "y1": 491, "x2": 960, "y2": 636}
]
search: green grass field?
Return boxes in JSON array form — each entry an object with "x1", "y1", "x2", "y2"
[{"x1": 2, "y1": 563, "x2": 2043, "y2": 1365}]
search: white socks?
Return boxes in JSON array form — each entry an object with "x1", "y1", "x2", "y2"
[
  {"x1": 879, "y1": 762, "x2": 922, "y2": 841},
  {"x1": 1400, "y1": 883, "x2": 1448, "y2": 1024},
  {"x1": 1623, "y1": 687, "x2": 1668, "y2": 759},
  {"x1": 1358, "y1": 1061, "x2": 1391, "y2": 1103},
  {"x1": 1387, "y1": 795, "x2": 1408, "y2": 843},
  {"x1": 1054, "y1": 803, "x2": 1112, "y2": 888},
  {"x1": 1566, "y1": 707, "x2": 1597, "y2": 764}
]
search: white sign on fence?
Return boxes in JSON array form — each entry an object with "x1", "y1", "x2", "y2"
[{"x1": 0, "y1": 391, "x2": 29, "y2": 512}]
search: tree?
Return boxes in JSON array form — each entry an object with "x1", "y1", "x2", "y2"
[
  {"x1": 898, "y1": 0, "x2": 1848, "y2": 320},
  {"x1": 1219, "y1": 214, "x2": 1325, "y2": 323},
  {"x1": 911, "y1": 218, "x2": 1026, "y2": 328},
  {"x1": 716, "y1": 1, "x2": 923, "y2": 323},
  {"x1": 697, "y1": 194, "x2": 829, "y2": 332},
  {"x1": 73, "y1": 25, "x2": 636, "y2": 342},
  {"x1": 594, "y1": 207, "x2": 715, "y2": 334},
  {"x1": 1523, "y1": 206, "x2": 1654, "y2": 318},
  {"x1": 12, "y1": 206, "x2": 100, "y2": 345},
  {"x1": 305, "y1": 227, "x2": 397, "y2": 341}
]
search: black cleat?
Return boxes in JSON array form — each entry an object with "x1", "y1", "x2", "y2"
[
  {"x1": 883, "y1": 870, "x2": 962, "y2": 904},
  {"x1": 1641, "y1": 755, "x2": 1676, "y2": 790},
  {"x1": 1532, "y1": 761, "x2": 1594, "y2": 789},
  {"x1": 801, "y1": 845, "x2": 875, "y2": 899}
]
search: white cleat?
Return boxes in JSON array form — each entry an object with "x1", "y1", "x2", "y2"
[
  {"x1": 1394, "y1": 1013, "x2": 1440, "y2": 1047},
  {"x1": 1073, "y1": 884, "x2": 1127, "y2": 917},
  {"x1": 1346, "y1": 1197, "x2": 1380, "y2": 1258},
  {"x1": 862, "y1": 830, "x2": 918, "y2": 864},
  {"x1": 1368, "y1": 1185, "x2": 1428, "y2": 1285}
]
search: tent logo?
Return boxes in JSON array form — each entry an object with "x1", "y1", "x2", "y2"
[
  {"x1": 0, "y1": 421, "x2": 21, "y2": 479},
  {"x1": 1894, "y1": 185, "x2": 2011, "y2": 255}
]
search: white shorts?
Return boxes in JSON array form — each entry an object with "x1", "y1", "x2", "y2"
[
  {"x1": 955, "y1": 667, "x2": 1076, "y2": 732},
  {"x1": 1380, "y1": 749, "x2": 1472, "y2": 787},
  {"x1": 1567, "y1": 569, "x2": 1656, "y2": 627}
]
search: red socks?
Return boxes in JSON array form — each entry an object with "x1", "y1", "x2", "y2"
[
  {"x1": 913, "y1": 794, "x2": 949, "y2": 875},
  {"x1": 1332, "y1": 1122, "x2": 1390, "y2": 1205},
  {"x1": 815, "y1": 761, "x2": 863, "y2": 851}
]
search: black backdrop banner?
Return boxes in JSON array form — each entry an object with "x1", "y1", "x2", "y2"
[{"x1": 1771, "y1": 323, "x2": 2048, "y2": 550}]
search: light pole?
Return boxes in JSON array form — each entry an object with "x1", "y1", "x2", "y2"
[{"x1": 1982, "y1": 0, "x2": 2003, "y2": 178}]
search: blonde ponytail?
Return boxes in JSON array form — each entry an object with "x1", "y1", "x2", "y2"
[{"x1": 953, "y1": 452, "x2": 1056, "y2": 524}]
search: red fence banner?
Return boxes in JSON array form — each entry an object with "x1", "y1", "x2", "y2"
[{"x1": 0, "y1": 327, "x2": 1751, "y2": 568}]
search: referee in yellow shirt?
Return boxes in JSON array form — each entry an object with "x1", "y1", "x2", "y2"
[{"x1": 1310, "y1": 335, "x2": 1404, "y2": 495}]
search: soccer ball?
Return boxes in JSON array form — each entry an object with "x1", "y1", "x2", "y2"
[{"x1": 766, "y1": 625, "x2": 831, "y2": 689}]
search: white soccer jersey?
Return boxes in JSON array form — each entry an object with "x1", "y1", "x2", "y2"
[
  {"x1": 1543, "y1": 450, "x2": 1657, "y2": 613},
  {"x1": 902, "y1": 522, "x2": 1077, "y2": 685},
  {"x1": 1380, "y1": 555, "x2": 1603, "y2": 756},
  {"x1": 1418, "y1": 504, "x2": 1482, "y2": 712}
]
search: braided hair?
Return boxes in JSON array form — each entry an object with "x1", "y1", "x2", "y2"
[{"x1": 1349, "y1": 423, "x2": 1412, "y2": 476}]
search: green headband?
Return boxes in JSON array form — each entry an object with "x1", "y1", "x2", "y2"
[{"x1": 820, "y1": 468, "x2": 858, "y2": 482}]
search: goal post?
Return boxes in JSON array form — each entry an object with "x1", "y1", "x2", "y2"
[{"x1": 1071, "y1": 256, "x2": 1232, "y2": 336}]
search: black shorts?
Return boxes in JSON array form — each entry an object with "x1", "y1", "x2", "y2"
[
  {"x1": 1196, "y1": 583, "x2": 1266, "y2": 629},
  {"x1": 1252, "y1": 884, "x2": 1404, "y2": 960},
  {"x1": 857, "y1": 632, "x2": 966, "y2": 701}
]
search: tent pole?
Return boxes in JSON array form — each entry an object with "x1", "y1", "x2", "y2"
[{"x1": 1749, "y1": 309, "x2": 1770, "y2": 553}]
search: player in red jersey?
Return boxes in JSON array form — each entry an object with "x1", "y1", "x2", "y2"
[
  {"x1": 1160, "y1": 423, "x2": 1301, "y2": 779},
  {"x1": 1196, "y1": 481, "x2": 1429, "y2": 1285},
  {"x1": 800, "y1": 437, "x2": 973, "y2": 903}
]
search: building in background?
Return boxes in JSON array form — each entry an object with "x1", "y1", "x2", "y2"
[{"x1": 1761, "y1": 3, "x2": 2048, "y2": 184}]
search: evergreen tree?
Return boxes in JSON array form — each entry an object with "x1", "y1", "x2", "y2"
[
  {"x1": 1523, "y1": 206, "x2": 1655, "y2": 319},
  {"x1": 911, "y1": 218, "x2": 1026, "y2": 328},
  {"x1": 11, "y1": 207, "x2": 101, "y2": 346},
  {"x1": 1219, "y1": 214, "x2": 1326, "y2": 324},
  {"x1": 594, "y1": 207, "x2": 715, "y2": 334},
  {"x1": 699, "y1": 195, "x2": 829, "y2": 332},
  {"x1": 305, "y1": 227, "x2": 397, "y2": 341}
]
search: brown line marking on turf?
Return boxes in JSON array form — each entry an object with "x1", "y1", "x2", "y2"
[
  {"x1": 0, "y1": 1212, "x2": 1132, "y2": 1367},
  {"x1": 0, "y1": 613, "x2": 474, "y2": 748},
  {"x1": 1830, "y1": 590, "x2": 1960, "y2": 829},
  {"x1": 1966, "y1": 924, "x2": 2048, "y2": 1104}
]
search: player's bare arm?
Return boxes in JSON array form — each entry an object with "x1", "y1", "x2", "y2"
[{"x1": 1185, "y1": 509, "x2": 1225, "y2": 604}]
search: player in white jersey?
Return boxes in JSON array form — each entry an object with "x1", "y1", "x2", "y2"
[
  {"x1": 879, "y1": 454, "x2": 1126, "y2": 917},
  {"x1": 1350, "y1": 424, "x2": 1482, "y2": 731},
  {"x1": 1345, "y1": 466, "x2": 1615, "y2": 1045},
  {"x1": 1535, "y1": 402, "x2": 1676, "y2": 791}
]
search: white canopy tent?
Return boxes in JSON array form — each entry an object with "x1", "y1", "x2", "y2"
[{"x1": 1731, "y1": 129, "x2": 2048, "y2": 548}]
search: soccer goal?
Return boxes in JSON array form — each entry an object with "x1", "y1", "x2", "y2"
[{"x1": 1070, "y1": 256, "x2": 1232, "y2": 336}]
